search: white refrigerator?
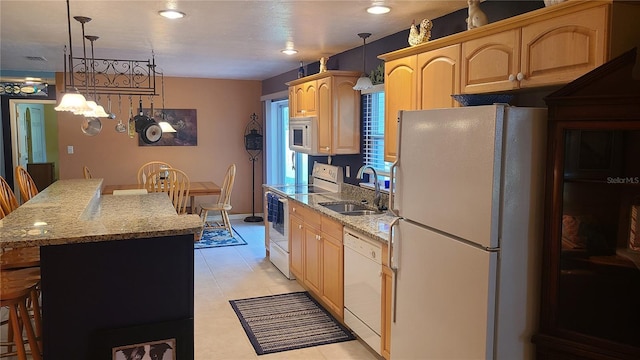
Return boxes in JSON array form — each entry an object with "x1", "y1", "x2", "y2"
[{"x1": 388, "y1": 105, "x2": 546, "y2": 360}]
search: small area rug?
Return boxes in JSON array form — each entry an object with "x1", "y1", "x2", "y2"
[
  {"x1": 229, "y1": 291, "x2": 355, "y2": 355},
  {"x1": 194, "y1": 228, "x2": 247, "y2": 249}
]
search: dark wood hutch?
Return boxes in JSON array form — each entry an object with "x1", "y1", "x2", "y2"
[{"x1": 533, "y1": 48, "x2": 640, "y2": 359}]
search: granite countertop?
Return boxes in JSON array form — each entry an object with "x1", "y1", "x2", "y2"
[
  {"x1": 265, "y1": 184, "x2": 398, "y2": 243},
  {"x1": 0, "y1": 179, "x2": 202, "y2": 249}
]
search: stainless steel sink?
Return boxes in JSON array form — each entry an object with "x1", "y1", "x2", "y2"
[
  {"x1": 340, "y1": 210, "x2": 382, "y2": 216},
  {"x1": 318, "y1": 202, "x2": 382, "y2": 216},
  {"x1": 319, "y1": 202, "x2": 369, "y2": 212}
]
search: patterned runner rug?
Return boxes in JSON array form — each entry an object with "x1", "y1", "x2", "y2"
[
  {"x1": 229, "y1": 291, "x2": 355, "y2": 355},
  {"x1": 194, "y1": 228, "x2": 247, "y2": 249}
]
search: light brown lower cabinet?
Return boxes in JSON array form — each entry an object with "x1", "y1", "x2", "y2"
[
  {"x1": 289, "y1": 209, "x2": 304, "y2": 280},
  {"x1": 320, "y1": 216, "x2": 344, "y2": 317},
  {"x1": 289, "y1": 201, "x2": 344, "y2": 319}
]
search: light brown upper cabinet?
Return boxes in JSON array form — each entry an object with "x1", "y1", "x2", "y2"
[
  {"x1": 379, "y1": 0, "x2": 640, "y2": 163},
  {"x1": 418, "y1": 44, "x2": 461, "y2": 110},
  {"x1": 461, "y1": 5, "x2": 608, "y2": 93},
  {"x1": 287, "y1": 71, "x2": 360, "y2": 155},
  {"x1": 384, "y1": 45, "x2": 460, "y2": 162},
  {"x1": 292, "y1": 81, "x2": 317, "y2": 117},
  {"x1": 384, "y1": 57, "x2": 417, "y2": 162}
]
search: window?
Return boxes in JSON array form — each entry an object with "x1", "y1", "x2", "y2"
[
  {"x1": 362, "y1": 86, "x2": 391, "y2": 175},
  {"x1": 264, "y1": 98, "x2": 307, "y2": 185}
]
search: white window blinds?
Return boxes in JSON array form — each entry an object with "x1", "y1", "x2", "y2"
[{"x1": 362, "y1": 89, "x2": 391, "y2": 174}]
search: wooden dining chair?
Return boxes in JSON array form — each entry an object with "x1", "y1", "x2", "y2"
[
  {"x1": 145, "y1": 168, "x2": 190, "y2": 214},
  {"x1": 15, "y1": 166, "x2": 38, "y2": 204},
  {"x1": 137, "y1": 161, "x2": 172, "y2": 185},
  {"x1": 82, "y1": 165, "x2": 92, "y2": 179},
  {"x1": 199, "y1": 164, "x2": 236, "y2": 237},
  {"x1": 0, "y1": 176, "x2": 20, "y2": 215}
]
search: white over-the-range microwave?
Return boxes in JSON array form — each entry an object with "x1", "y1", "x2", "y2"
[{"x1": 288, "y1": 116, "x2": 319, "y2": 154}]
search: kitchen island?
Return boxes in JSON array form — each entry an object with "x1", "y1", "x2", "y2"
[{"x1": 0, "y1": 179, "x2": 202, "y2": 360}]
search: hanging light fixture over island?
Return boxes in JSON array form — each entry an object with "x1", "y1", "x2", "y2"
[{"x1": 353, "y1": 33, "x2": 373, "y2": 91}]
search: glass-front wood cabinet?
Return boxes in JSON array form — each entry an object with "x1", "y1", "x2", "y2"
[{"x1": 534, "y1": 49, "x2": 640, "y2": 360}]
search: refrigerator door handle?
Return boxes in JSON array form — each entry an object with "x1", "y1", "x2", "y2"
[
  {"x1": 389, "y1": 161, "x2": 398, "y2": 216},
  {"x1": 388, "y1": 110, "x2": 404, "y2": 216},
  {"x1": 388, "y1": 217, "x2": 401, "y2": 322}
]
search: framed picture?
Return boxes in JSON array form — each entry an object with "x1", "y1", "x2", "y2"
[
  {"x1": 91, "y1": 318, "x2": 193, "y2": 360},
  {"x1": 563, "y1": 130, "x2": 622, "y2": 180},
  {"x1": 138, "y1": 108, "x2": 197, "y2": 146}
]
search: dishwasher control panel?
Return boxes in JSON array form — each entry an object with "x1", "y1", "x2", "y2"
[{"x1": 343, "y1": 229, "x2": 382, "y2": 264}]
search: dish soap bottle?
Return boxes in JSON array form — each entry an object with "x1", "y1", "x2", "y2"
[{"x1": 297, "y1": 61, "x2": 305, "y2": 79}]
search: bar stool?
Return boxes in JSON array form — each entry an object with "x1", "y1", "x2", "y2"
[{"x1": 0, "y1": 268, "x2": 43, "y2": 360}]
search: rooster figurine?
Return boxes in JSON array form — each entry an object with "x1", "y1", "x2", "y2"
[{"x1": 408, "y1": 18, "x2": 432, "y2": 47}]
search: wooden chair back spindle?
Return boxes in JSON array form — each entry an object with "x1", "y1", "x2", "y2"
[
  {"x1": 0, "y1": 176, "x2": 19, "y2": 216},
  {"x1": 137, "y1": 161, "x2": 172, "y2": 185},
  {"x1": 145, "y1": 168, "x2": 190, "y2": 214},
  {"x1": 15, "y1": 166, "x2": 38, "y2": 204}
]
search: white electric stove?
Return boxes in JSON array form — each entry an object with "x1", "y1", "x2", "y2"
[{"x1": 264, "y1": 163, "x2": 343, "y2": 279}]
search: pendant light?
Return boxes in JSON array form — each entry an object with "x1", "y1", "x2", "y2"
[
  {"x1": 82, "y1": 35, "x2": 109, "y2": 118},
  {"x1": 157, "y1": 73, "x2": 177, "y2": 133},
  {"x1": 55, "y1": 0, "x2": 90, "y2": 113},
  {"x1": 70, "y1": 18, "x2": 108, "y2": 118},
  {"x1": 353, "y1": 32, "x2": 373, "y2": 91}
]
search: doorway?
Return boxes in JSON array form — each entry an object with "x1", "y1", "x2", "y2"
[{"x1": 9, "y1": 99, "x2": 59, "y2": 189}]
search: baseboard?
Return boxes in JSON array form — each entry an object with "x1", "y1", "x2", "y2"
[
  {"x1": 205, "y1": 213, "x2": 265, "y2": 221},
  {"x1": 230, "y1": 213, "x2": 264, "y2": 220}
]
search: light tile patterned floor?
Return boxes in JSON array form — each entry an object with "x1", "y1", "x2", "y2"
[{"x1": 194, "y1": 219, "x2": 381, "y2": 360}]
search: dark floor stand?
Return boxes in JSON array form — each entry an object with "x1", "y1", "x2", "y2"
[{"x1": 244, "y1": 113, "x2": 263, "y2": 223}]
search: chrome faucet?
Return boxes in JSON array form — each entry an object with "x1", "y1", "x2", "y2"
[{"x1": 356, "y1": 165, "x2": 385, "y2": 211}]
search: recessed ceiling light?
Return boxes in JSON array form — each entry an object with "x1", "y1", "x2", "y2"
[
  {"x1": 281, "y1": 49, "x2": 298, "y2": 55},
  {"x1": 367, "y1": 5, "x2": 391, "y2": 14},
  {"x1": 158, "y1": 10, "x2": 185, "y2": 19}
]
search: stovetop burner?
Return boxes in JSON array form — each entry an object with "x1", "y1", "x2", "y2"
[
  {"x1": 267, "y1": 163, "x2": 343, "y2": 195},
  {"x1": 268, "y1": 184, "x2": 332, "y2": 195}
]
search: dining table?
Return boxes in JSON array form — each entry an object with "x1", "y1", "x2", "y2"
[{"x1": 102, "y1": 181, "x2": 221, "y2": 214}]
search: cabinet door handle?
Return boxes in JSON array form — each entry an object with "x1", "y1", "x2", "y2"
[
  {"x1": 508, "y1": 74, "x2": 516, "y2": 82},
  {"x1": 298, "y1": 224, "x2": 302, "y2": 229},
  {"x1": 325, "y1": 147, "x2": 330, "y2": 151},
  {"x1": 516, "y1": 72, "x2": 525, "y2": 81},
  {"x1": 291, "y1": 152, "x2": 295, "y2": 171}
]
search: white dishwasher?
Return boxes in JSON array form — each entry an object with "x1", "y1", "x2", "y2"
[{"x1": 343, "y1": 228, "x2": 382, "y2": 355}]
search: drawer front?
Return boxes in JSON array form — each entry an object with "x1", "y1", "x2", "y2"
[{"x1": 321, "y1": 215, "x2": 343, "y2": 240}]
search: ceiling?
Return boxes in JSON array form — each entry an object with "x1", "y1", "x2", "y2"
[{"x1": 0, "y1": 0, "x2": 469, "y2": 82}]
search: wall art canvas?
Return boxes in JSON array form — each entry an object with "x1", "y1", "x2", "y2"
[
  {"x1": 138, "y1": 108, "x2": 197, "y2": 146},
  {"x1": 91, "y1": 319, "x2": 193, "y2": 359},
  {"x1": 112, "y1": 339, "x2": 175, "y2": 360}
]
